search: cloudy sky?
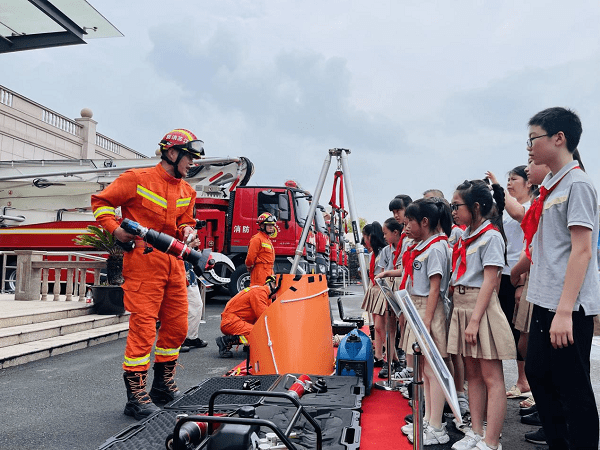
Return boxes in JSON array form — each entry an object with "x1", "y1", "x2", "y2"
[{"x1": 2, "y1": 0, "x2": 599, "y2": 223}]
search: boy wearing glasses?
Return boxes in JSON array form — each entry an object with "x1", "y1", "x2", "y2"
[{"x1": 521, "y1": 107, "x2": 599, "y2": 449}]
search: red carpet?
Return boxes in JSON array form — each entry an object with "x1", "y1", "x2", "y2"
[{"x1": 360, "y1": 370, "x2": 413, "y2": 450}]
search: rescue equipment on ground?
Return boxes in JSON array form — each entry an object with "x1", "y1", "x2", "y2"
[
  {"x1": 120, "y1": 218, "x2": 214, "y2": 276},
  {"x1": 335, "y1": 329, "x2": 374, "y2": 395},
  {"x1": 247, "y1": 274, "x2": 334, "y2": 375}
]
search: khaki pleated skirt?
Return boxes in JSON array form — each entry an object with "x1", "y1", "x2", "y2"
[
  {"x1": 401, "y1": 295, "x2": 448, "y2": 357},
  {"x1": 361, "y1": 283, "x2": 387, "y2": 316},
  {"x1": 447, "y1": 287, "x2": 517, "y2": 360},
  {"x1": 513, "y1": 276, "x2": 534, "y2": 333}
]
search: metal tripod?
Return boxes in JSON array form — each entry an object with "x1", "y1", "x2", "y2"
[{"x1": 289, "y1": 148, "x2": 369, "y2": 293}]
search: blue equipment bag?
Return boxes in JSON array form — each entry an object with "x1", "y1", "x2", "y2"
[{"x1": 335, "y1": 329, "x2": 373, "y2": 395}]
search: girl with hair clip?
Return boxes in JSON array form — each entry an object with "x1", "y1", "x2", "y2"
[
  {"x1": 396, "y1": 198, "x2": 453, "y2": 445},
  {"x1": 448, "y1": 180, "x2": 516, "y2": 450},
  {"x1": 484, "y1": 166, "x2": 533, "y2": 400},
  {"x1": 360, "y1": 222, "x2": 391, "y2": 368}
]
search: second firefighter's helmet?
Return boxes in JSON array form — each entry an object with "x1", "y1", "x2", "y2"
[{"x1": 257, "y1": 212, "x2": 277, "y2": 238}]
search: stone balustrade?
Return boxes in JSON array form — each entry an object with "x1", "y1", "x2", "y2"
[{"x1": 14, "y1": 250, "x2": 107, "y2": 301}]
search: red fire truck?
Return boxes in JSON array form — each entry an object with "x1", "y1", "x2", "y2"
[{"x1": 0, "y1": 157, "x2": 344, "y2": 295}]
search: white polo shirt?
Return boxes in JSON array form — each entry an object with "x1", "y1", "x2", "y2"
[
  {"x1": 408, "y1": 233, "x2": 452, "y2": 297},
  {"x1": 526, "y1": 161, "x2": 600, "y2": 314},
  {"x1": 502, "y1": 201, "x2": 530, "y2": 275},
  {"x1": 451, "y1": 220, "x2": 505, "y2": 288},
  {"x1": 378, "y1": 244, "x2": 394, "y2": 271}
]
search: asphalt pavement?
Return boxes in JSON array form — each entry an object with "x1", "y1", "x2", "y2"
[{"x1": 1, "y1": 287, "x2": 599, "y2": 450}]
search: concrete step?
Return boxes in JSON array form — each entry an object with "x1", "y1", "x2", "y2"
[
  {"x1": 0, "y1": 301, "x2": 92, "y2": 328},
  {"x1": 0, "y1": 313, "x2": 130, "y2": 348},
  {"x1": 0, "y1": 320, "x2": 130, "y2": 369}
]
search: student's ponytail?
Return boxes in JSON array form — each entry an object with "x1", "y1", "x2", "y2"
[
  {"x1": 434, "y1": 199, "x2": 453, "y2": 237},
  {"x1": 491, "y1": 183, "x2": 508, "y2": 264},
  {"x1": 573, "y1": 148, "x2": 586, "y2": 172}
]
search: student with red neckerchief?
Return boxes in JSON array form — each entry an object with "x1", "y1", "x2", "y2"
[
  {"x1": 448, "y1": 180, "x2": 515, "y2": 450},
  {"x1": 485, "y1": 166, "x2": 533, "y2": 401},
  {"x1": 397, "y1": 198, "x2": 453, "y2": 446},
  {"x1": 372, "y1": 217, "x2": 406, "y2": 378},
  {"x1": 359, "y1": 222, "x2": 389, "y2": 369},
  {"x1": 521, "y1": 107, "x2": 599, "y2": 450}
]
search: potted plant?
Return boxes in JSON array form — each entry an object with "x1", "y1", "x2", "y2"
[{"x1": 74, "y1": 225, "x2": 125, "y2": 314}]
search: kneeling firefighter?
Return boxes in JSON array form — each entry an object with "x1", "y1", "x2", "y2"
[
  {"x1": 216, "y1": 276, "x2": 281, "y2": 358},
  {"x1": 245, "y1": 213, "x2": 277, "y2": 286},
  {"x1": 91, "y1": 128, "x2": 204, "y2": 420}
]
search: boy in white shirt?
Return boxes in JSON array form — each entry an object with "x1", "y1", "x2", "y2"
[{"x1": 523, "y1": 107, "x2": 599, "y2": 449}]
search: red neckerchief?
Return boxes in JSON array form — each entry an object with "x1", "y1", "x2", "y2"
[
  {"x1": 400, "y1": 235, "x2": 448, "y2": 289},
  {"x1": 521, "y1": 165, "x2": 580, "y2": 261},
  {"x1": 369, "y1": 252, "x2": 376, "y2": 284},
  {"x1": 392, "y1": 232, "x2": 407, "y2": 267},
  {"x1": 452, "y1": 223, "x2": 497, "y2": 281}
]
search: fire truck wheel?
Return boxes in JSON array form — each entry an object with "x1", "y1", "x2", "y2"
[
  {"x1": 228, "y1": 266, "x2": 250, "y2": 297},
  {"x1": 5, "y1": 269, "x2": 16, "y2": 293}
]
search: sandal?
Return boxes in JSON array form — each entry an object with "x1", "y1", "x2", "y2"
[
  {"x1": 520, "y1": 395, "x2": 535, "y2": 409},
  {"x1": 506, "y1": 384, "x2": 531, "y2": 399}
]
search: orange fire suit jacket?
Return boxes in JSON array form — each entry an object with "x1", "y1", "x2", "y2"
[
  {"x1": 245, "y1": 231, "x2": 275, "y2": 286},
  {"x1": 220, "y1": 285, "x2": 272, "y2": 337},
  {"x1": 91, "y1": 162, "x2": 196, "y2": 371}
]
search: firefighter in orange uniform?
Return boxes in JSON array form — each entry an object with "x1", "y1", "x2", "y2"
[
  {"x1": 91, "y1": 129, "x2": 203, "y2": 420},
  {"x1": 245, "y1": 213, "x2": 276, "y2": 286},
  {"x1": 216, "y1": 276, "x2": 279, "y2": 357}
]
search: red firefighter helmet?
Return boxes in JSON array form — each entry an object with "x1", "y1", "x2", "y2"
[
  {"x1": 257, "y1": 213, "x2": 277, "y2": 238},
  {"x1": 257, "y1": 212, "x2": 277, "y2": 226},
  {"x1": 159, "y1": 129, "x2": 204, "y2": 159}
]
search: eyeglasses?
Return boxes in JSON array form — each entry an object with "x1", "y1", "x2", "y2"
[
  {"x1": 526, "y1": 134, "x2": 548, "y2": 148},
  {"x1": 450, "y1": 203, "x2": 466, "y2": 211}
]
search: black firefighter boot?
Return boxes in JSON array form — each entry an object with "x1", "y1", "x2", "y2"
[
  {"x1": 123, "y1": 371, "x2": 161, "y2": 420},
  {"x1": 149, "y1": 360, "x2": 184, "y2": 404},
  {"x1": 215, "y1": 335, "x2": 242, "y2": 358}
]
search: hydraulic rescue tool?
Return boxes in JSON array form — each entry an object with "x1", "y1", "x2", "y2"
[{"x1": 120, "y1": 218, "x2": 215, "y2": 276}]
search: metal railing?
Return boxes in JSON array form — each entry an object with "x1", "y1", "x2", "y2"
[{"x1": 12, "y1": 251, "x2": 107, "y2": 301}]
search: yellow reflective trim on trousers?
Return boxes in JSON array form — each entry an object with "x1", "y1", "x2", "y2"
[
  {"x1": 176, "y1": 197, "x2": 192, "y2": 208},
  {"x1": 93, "y1": 206, "x2": 115, "y2": 218},
  {"x1": 124, "y1": 354, "x2": 151, "y2": 367},
  {"x1": 155, "y1": 346, "x2": 180, "y2": 357},
  {"x1": 261, "y1": 243, "x2": 272, "y2": 249},
  {"x1": 137, "y1": 185, "x2": 167, "y2": 209}
]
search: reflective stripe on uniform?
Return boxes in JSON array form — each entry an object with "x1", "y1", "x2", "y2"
[
  {"x1": 176, "y1": 197, "x2": 192, "y2": 208},
  {"x1": 155, "y1": 346, "x2": 180, "y2": 357},
  {"x1": 124, "y1": 353, "x2": 151, "y2": 367},
  {"x1": 261, "y1": 243, "x2": 272, "y2": 249},
  {"x1": 93, "y1": 206, "x2": 116, "y2": 218},
  {"x1": 239, "y1": 336, "x2": 248, "y2": 345},
  {"x1": 137, "y1": 185, "x2": 168, "y2": 209}
]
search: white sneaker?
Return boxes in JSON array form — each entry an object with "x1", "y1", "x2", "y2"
[
  {"x1": 408, "y1": 424, "x2": 450, "y2": 445},
  {"x1": 402, "y1": 420, "x2": 427, "y2": 436},
  {"x1": 454, "y1": 413, "x2": 471, "y2": 434},
  {"x1": 394, "y1": 367, "x2": 414, "y2": 380},
  {"x1": 458, "y1": 395, "x2": 470, "y2": 415},
  {"x1": 401, "y1": 422, "x2": 413, "y2": 435},
  {"x1": 475, "y1": 441, "x2": 502, "y2": 450},
  {"x1": 451, "y1": 430, "x2": 482, "y2": 450}
]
